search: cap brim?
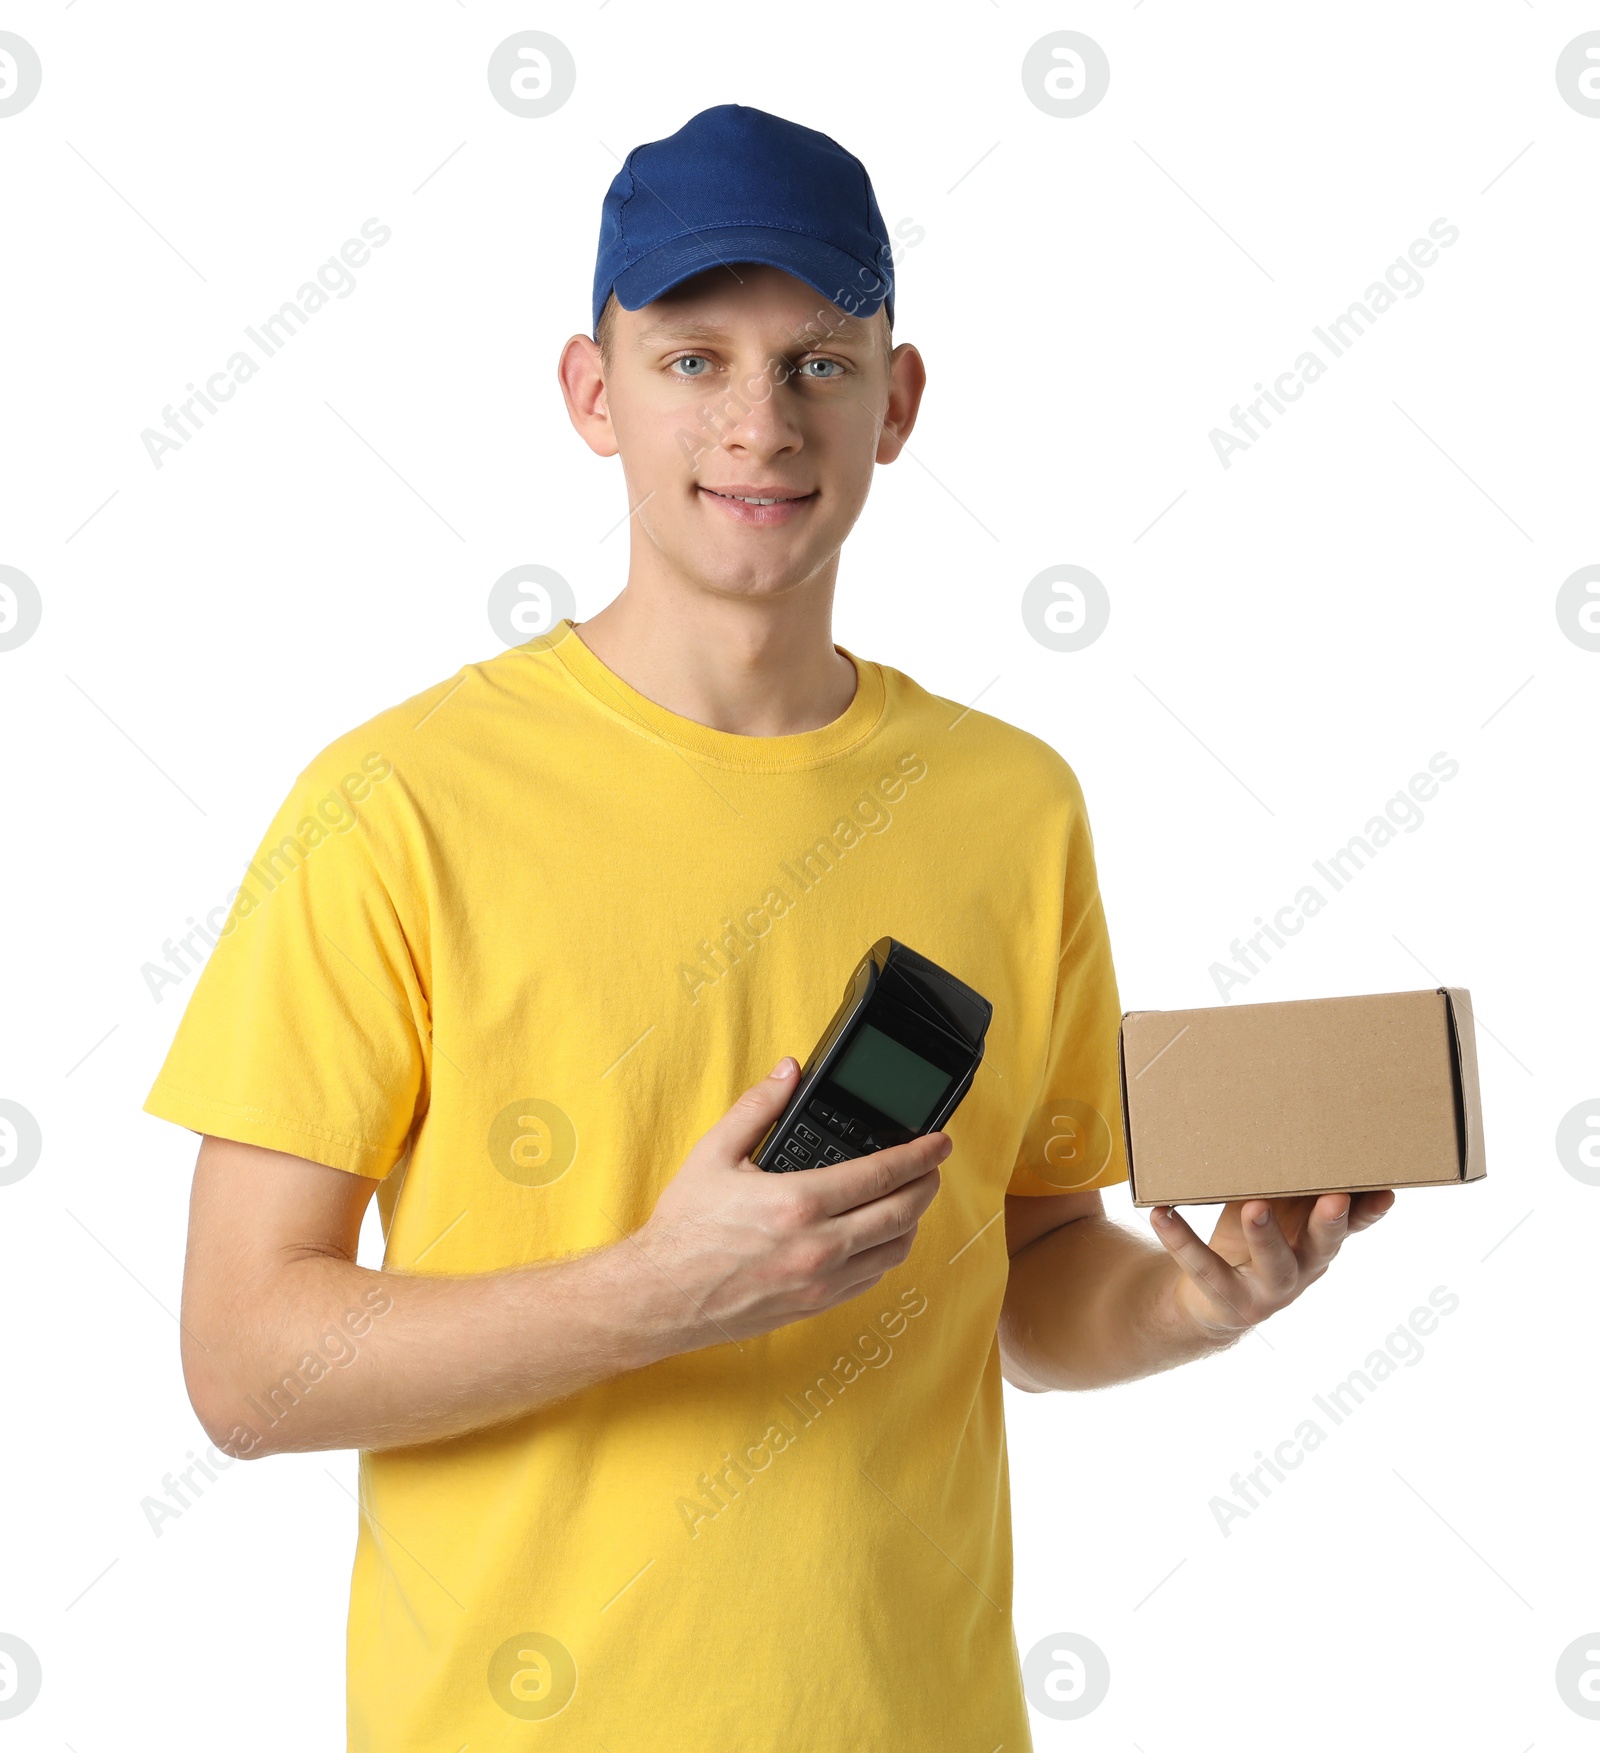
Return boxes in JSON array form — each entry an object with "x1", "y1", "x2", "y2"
[{"x1": 609, "y1": 223, "x2": 891, "y2": 329}]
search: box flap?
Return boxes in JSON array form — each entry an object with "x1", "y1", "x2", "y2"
[
  {"x1": 1116, "y1": 1019, "x2": 1138, "y2": 1201},
  {"x1": 1441, "y1": 987, "x2": 1487, "y2": 1182}
]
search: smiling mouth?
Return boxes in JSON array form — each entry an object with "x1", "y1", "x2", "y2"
[{"x1": 699, "y1": 487, "x2": 815, "y2": 506}]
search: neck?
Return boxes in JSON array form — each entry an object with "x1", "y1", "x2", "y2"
[{"x1": 571, "y1": 575, "x2": 858, "y2": 737}]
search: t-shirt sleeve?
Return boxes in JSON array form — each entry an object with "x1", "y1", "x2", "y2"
[
  {"x1": 1007, "y1": 770, "x2": 1129, "y2": 1197},
  {"x1": 142, "y1": 747, "x2": 429, "y2": 1179}
]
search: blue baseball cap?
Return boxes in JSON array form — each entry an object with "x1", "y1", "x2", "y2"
[{"x1": 591, "y1": 104, "x2": 894, "y2": 339}]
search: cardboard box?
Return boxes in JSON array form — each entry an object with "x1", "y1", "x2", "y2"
[{"x1": 1117, "y1": 987, "x2": 1486, "y2": 1207}]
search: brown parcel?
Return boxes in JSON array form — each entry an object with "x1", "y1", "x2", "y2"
[{"x1": 1116, "y1": 987, "x2": 1487, "y2": 1208}]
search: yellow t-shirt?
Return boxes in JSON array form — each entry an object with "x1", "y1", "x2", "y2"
[{"x1": 145, "y1": 620, "x2": 1128, "y2": 1751}]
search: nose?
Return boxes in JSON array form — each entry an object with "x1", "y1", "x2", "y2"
[{"x1": 709, "y1": 362, "x2": 805, "y2": 464}]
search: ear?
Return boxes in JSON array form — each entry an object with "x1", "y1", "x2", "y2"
[
  {"x1": 557, "y1": 333, "x2": 619, "y2": 459},
  {"x1": 875, "y1": 342, "x2": 927, "y2": 464}
]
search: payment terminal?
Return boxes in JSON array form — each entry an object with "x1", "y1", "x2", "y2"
[{"x1": 754, "y1": 938, "x2": 993, "y2": 1172}]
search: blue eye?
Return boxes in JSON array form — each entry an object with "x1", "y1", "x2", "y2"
[
  {"x1": 671, "y1": 355, "x2": 712, "y2": 377},
  {"x1": 799, "y1": 359, "x2": 844, "y2": 378}
]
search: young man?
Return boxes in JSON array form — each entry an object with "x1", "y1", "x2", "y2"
[{"x1": 147, "y1": 105, "x2": 1394, "y2": 1749}]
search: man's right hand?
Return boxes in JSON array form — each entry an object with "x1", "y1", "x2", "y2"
[{"x1": 634, "y1": 1057, "x2": 947, "y2": 1348}]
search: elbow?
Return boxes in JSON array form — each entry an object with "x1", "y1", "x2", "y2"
[
  {"x1": 188, "y1": 1389, "x2": 273, "y2": 1462},
  {"x1": 183, "y1": 1353, "x2": 276, "y2": 1462},
  {"x1": 998, "y1": 1325, "x2": 1052, "y2": 1394},
  {"x1": 1001, "y1": 1359, "x2": 1052, "y2": 1393},
  {"x1": 1003, "y1": 1368, "x2": 1048, "y2": 1394},
  {"x1": 209, "y1": 1419, "x2": 273, "y2": 1462}
]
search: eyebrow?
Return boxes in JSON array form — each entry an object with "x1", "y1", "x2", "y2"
[
  {"x1": 633, "y1": 319, "x2": 727, "y2": 345},
  {"x1": 632, "y1": 316, "x2": 872, "y2": 350}
]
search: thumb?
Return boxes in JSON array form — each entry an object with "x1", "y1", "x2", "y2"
[{"x1": 714, "y1": 1057, "x2": 799, "y2": 1164}]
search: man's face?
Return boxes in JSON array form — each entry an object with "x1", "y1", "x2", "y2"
[{"x1": 564, "y1": 263, "x2": 923, "y2": 604}]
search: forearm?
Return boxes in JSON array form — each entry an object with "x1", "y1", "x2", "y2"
[
  {"x1": 180, "y1": 1064, "x2": 948, "y2": 1457},
  {"x1": 999, "y1": 1215, "x2": 1243, "y2": 1392},
  {"x1": 183, "y1": 1238, "x2": 696, "y2": 1458}
]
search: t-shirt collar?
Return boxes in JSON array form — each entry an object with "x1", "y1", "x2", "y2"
[{"x1": 534, "y1": 618, "x2": 887, "y2": 772}]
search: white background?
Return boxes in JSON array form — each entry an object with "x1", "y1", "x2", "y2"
[{"x1": 2, "y1": 3, "x2": 1596, "y2": 1747}]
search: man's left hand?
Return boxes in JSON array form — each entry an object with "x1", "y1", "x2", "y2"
[{"x1": 1152, "y1": 1191, "x2": 1396, "y2": 1336}]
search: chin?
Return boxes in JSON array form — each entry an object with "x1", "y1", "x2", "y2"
[
  {"x1": 697, "y1": 572, "x2": 810, "y2": 604},
  {"x1": 673, "y1": 552, "x2": 824, "y2": 603}
]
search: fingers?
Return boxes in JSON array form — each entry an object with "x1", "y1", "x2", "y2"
[
  {"x1": 1228, "y1": 1200, "x2": 1298, "y2": 1296},
  {"x1": 831, "y1": 1163, "x2": 943, "y2": 1259},
  {"x1": 712, "y1": 1057, "x2": 800, "y2": 1163},
  {"x1": 1256, "y1": 1195, "x2": 1319, "y2": 1251},
  {"x1": 1347, "y1": 1189, "x2": 1396, "y2": 1232},
  {"x1": 1151, "y1": 1187, "x2": 1400, "y2": 1337},
  {"x1": 808, "y1": 1132, "x2": 952, "y2": 1217},
  {"x1": 1150, "y1": 1207, "x2": 1259, "y2": 1329},
  {"x1": 1296, "y1": 1190, "x2": 1395, "y2": 1259},
  {"x1": 826, "y1": 1230, "x2": 918, "y2": 1296},
  {"x1": 1292, "y1": 1194, "x2": 1350, "y2": 1270}
]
